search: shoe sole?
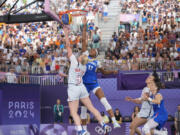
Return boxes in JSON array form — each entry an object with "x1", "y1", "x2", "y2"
[{"x1": 114, "y1": 125, "x2": 121, "y2": 129}]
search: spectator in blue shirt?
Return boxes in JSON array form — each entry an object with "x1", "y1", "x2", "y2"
[{"x1": 19, "y1": 47, "x2": 26, "y2": 56}]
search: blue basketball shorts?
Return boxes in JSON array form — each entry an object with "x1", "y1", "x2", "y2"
[{"x1": 84, "y1": 83, "x2": 100, "y2": 93}]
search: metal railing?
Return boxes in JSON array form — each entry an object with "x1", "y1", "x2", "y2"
[
  {"x1": 99, "y1": 60, "x2": 180, "y2": 71},
  {"x1": 1, "y1": 61, "x2": 179, "y2": 75},
  {"x1": 0, "y1": 70, "x2": 179, "y2": 86},
  {"x1": 0, "y1": 64, "x2": 69, "y2": 75},
  {"x1": 0, "y1": 74, "x2": 67, "y2": 86}
]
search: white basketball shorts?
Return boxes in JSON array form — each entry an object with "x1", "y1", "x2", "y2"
[{"x1": 67, "y1": 84, "x2": 89, "y2": 102}]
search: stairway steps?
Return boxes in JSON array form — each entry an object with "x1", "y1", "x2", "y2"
[{"x1": 97, "y1": 0, "x2": 122, "y2": 48}]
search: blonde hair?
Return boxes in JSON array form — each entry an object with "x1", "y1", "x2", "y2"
[{"x1": 81, "y1": 55, "x2": 89, "y2": 65}]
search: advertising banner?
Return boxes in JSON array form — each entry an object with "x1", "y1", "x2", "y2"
[
  {"x1": 40, "y1": 122, "x2": 173, "y2": 135},
  {"x1": 0, "y1": 84, "x2": 40, "y2": 125},
  {"x1": 0, "y1": 124, "x2": 39, "y2": 135},
  {"x1": 0, "y1": 122, "x2": 173, "y2": 135},
  {"x1": 40, "y1": 85, "x2": 68, "y2": 123},
  {"x1": 119, "y1": 14, "x2": 140, "y2": 22},
  {"x1": 40, "y1": 123, "x2": 125, "y2": 135},
  {"x1": 0, "y1": 90, "x2": 2, "y2": 125}
]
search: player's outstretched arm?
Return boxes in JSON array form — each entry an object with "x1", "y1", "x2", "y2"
[
  {"x1": 98, "y1": 68, "x2": 118, "y2": 75},
  {"x1": 82, "y1": 17, "x2": 88, "y2": 53},
  {"x1": 132, "y1": 98, "x2": 142, "y2": 104},
  {"x1": 125, "y1": 96, "x2": 142, "y2": 104},
  {"x1": 63, "y1": 27, "x2": 72, "y2": 58}
]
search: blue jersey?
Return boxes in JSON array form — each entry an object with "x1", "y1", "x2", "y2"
[
  {"x1": 83, "y1": 57, "x2": 100, "y2": 84},
  {"x1": 152, "y1": 94, "x2": 168, "y2": 130}
]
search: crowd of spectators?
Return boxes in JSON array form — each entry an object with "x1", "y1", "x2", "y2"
[
  {"x1": 0, "y1": 0, "x2": 107, "y2": 79},
  {"x1": 105, "y1": 0, "x2": 180, "y2": 71}
]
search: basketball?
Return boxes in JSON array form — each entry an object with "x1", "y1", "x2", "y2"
[{"x1": 61, "y1": 13, "x2": 72, "y2": 25}]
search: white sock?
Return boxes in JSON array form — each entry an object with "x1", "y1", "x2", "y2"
[
  {"x1": 76, "y1": 126, "x2": 82, "y2": 131},
  {"x1": 82, "y1": 125, "x2": 87, "y2": 130},
  {"x1": 111, "y1": 117, "x2": 117, "y2": 124},
  {"x1": 100, "y1": 121, "x2": 105, "y2": 127}
]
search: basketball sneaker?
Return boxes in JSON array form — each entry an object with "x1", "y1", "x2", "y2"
[
  {"x1": 78, "y1": 130, "x2": 88, "y2": 135},
  {"x1": 113, "y1": 122, "x2": 121, "y2": 128},
  {"x1": 103, "y1": 124, "x2": 111, "y2": 134}
]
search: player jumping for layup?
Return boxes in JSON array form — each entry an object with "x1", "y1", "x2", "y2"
[{"x1": 80, "y1": 17, "x2": 120, "y2": 130}]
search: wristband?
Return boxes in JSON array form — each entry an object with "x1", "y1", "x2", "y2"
[{"x1": 148, "y1": 97, "x2": 153, "y2": 102}]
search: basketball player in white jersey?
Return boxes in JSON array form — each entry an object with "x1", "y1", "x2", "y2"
[
  {"x1": 64, "y1": 27, "x2": 109, "y2": 135},
  {"x1": 126, "y1": 75, "x2": 155, "y2": 135}
]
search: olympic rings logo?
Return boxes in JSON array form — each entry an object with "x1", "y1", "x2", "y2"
[{"x1": 95, "y1": 125, "x2": 112, "y2": 135}]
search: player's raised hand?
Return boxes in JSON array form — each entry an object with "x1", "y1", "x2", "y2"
[
  {"x1": 82, "y1": 16, "x2": 88, "y2": 25},
  {"x1": 63, "y1": 26, "x2": 70, "y2": 35},
  {"x1": 63, "y1": 25, "x2": 72, "y2": 57}
]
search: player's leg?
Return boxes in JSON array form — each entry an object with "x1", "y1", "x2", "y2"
[
  {"x1": 152, "y1": 128, "x2": 168, "y2": 135},
  {"x1": 94, "y1": 87, "x2": 120, "y2": 128},
  {"x1": 80, "y1": 97, "x2": 103, "y2": 124},
  {"x1": 80, "y1": 105, "x2": 88, "y2": 130},
  {"x1": 152, "y1": 120, "x2": 168, "y2": 135},
  {"x1": 68, "y1": 100, "x2": 82, "y2": 131},
  {"x1": 142, "y1": 119, "x2": 159, "y2": 135},
  {"x1": 80, "y1": 85, "x2": 91, "y2": 131},
  {"x1": 135, "y1": 128, "x2": 142, "y2": 135},
  {"x1": 130, "y1": 117, "x2": 147, "y2": 135},
  {"x1": 68, "y1": 85, "x2": 87, "y2": 135},
  {"x1": 80, "y1": 85, "x2": 104, "y2": 124},
  {"x1": 80, "y1": 97, "x2": 110, "y2": 133}
]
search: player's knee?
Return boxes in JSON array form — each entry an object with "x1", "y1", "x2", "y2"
[
  {"x1": 129, "y1": 124, "x2": 132, "y2": 129},
  {"x1": 142, "y1": 124, "x2": 150, "y2": 134},
  {"x1": 130, "y1": 123, "x2": 136, "y2": 130},
  {"x1": 80, "y1": 106, "x2": 87, "y2": 119},
  {"x1": 129, "y1": 124, "x2": 133, "y2": 129},
  {"x1": 93, "y1": 87, "x2": 100, "y2": 94},
  {"x1": 100, "y1": 97, "x2": 112, "y2": 111}
]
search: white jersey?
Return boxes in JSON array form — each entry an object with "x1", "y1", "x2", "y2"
[
  {"x1": 68, "y1": 54, "x2": 86, "y2": 85},
  {"x1": 137, "y1": 87, "x2": 154, "y2": 118},
  {"x1": 141, "y1": 87, "x2": 152, "y2": 109}
]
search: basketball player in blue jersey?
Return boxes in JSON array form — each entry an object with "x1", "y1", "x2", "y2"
[
  {"x1": 126, "y1": 71, "x2": 165, "y2": 135},
  {"x1": 80, "y1": 17, "x2": 120, "y2": 130},
  {"x1": 126, "y1": 75, "x2": 154, "y2": 135},
  {"x1": 142, "y1": 81, "x2": 168, "y2": 135}
]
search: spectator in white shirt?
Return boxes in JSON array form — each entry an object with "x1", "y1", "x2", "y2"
[{"x1": 5, "y1": 69, "x2": 17, "y2": 83}]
